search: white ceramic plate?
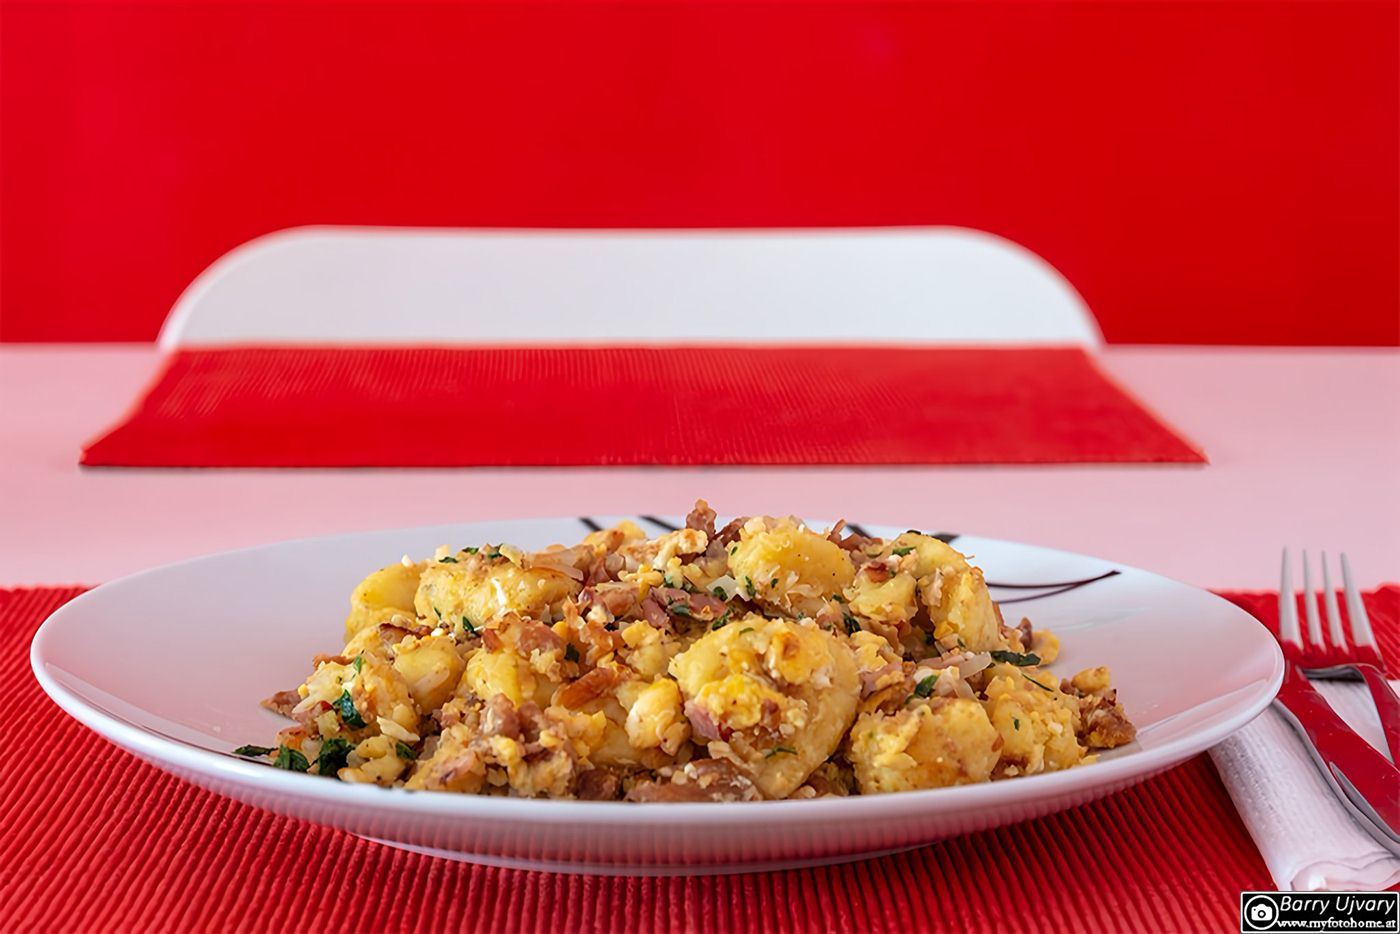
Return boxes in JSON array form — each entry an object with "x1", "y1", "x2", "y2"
[{"x1": 31, "y1": 516, "x2": 1283, "y2": 875}]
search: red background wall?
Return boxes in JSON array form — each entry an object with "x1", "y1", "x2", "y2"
[{"x1": 1, "y1": 1, "x2": 1396, "y2": 345}]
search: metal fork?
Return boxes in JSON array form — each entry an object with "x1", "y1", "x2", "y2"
[{"x1": 1279, "y1": 549, "x2": 1400, "y2": 763}]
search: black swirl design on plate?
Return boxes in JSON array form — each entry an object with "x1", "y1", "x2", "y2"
[
  {"x1": 578, "y1": 516, "x2": 603, "y2": 533},
  {"x1": 638, "y1": 515, "x2": 679, "y2": 533},
  {"x1": 987, "y1": 570, "x2": 1121, "y2": 604}
]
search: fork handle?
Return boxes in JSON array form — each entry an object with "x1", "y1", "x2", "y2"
[
  {"x1": 1274, "y1": 664, "x2": 1400, "y2": 836},
  {"x1": 1355, "y1": 663, "x2": 1400, "y2": 765}
]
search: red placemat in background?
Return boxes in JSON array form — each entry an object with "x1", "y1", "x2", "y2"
[
  {"x1": 80, "y1": 346, "x2": 1205, "y2": 468},
  {"x1": 14, "y1": 587, "x2": 1397, "y2": 931}
]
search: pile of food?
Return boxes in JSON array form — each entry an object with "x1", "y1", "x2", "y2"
[{"x1": 238, "y1": 502, "x2": 1135, "y2": 801}]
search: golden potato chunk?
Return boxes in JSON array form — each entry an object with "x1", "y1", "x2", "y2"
[
  {"x1": 345, "y1": 561, "x2": 423, "y2": 639},
  {"x1": 392, "y1": 633, "x2": 467, "y2": 712},
  {"x1": 848, "y1": 698, "x2": 1001, "y2": 793},
  {"x1": 982, "y1": 664, "x2": 1085, "y2": 776},
  {"x1": 670, "y1": 615, "x2": 858, "y2": 798},
  {"x1": 415, "y1": 554, "x2": 581, "y2": 629},
  {"x1": 727, "y1": 517, "x2": 855, "y2": 615},
  {"x1": 886, "y1": 532, "x2": 1001, "y2": 652}
]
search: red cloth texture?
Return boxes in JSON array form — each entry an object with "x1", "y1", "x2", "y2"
[
  {"x1": 80, "y1": 346, "x2": 1205, "y2": 468},
  {"x1": 2, "y1": 3, "x2": 1396, "y2": 346},
  {"x1": 10, "y1": 586, "x2": 1397, "y2": 931}
]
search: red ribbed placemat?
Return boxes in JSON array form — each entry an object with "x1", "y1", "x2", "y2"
[
  {"x1": 17, "y1": 588, "x2": 1397, "y2": 931},
  {"x1": 80, "y1": 346, "x2": 1204, "y2": 467}
]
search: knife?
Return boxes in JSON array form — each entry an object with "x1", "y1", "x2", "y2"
[{"x1": 1274, "y1": 662, "x2": 1400, "y2": 855}]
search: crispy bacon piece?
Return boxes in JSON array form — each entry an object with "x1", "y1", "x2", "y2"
[
  {"x1": 261, "y1": 689, "x2": 302, "y2": 718},
  {"x1": 685, "y1": 499, "x2": 717, "y2": 538},
  {"x1": 576, "y1": 768, "x2": 624, "y2": 801},
  {"x1": 310, "y1": 653, "x2": 351, "y2": 668},
  {"x1": 827, "y1": 519, "x2": 878, "y2": 553},
  {"x1": 625, "y1": 759, "x2": 762, "y2": 803},
  {"x1": 1079, "y1": 692, "x2": 1137, "y2": 749},
  {"x1": 482, "y1": 694, "x2": 522, "y2": 740},
  {"x1": 554, "y1": 667, "x2": 622, "y2": 709},
  {"x1": 684, "y1": 701, "x2": 725, "y2": 742},
  {"x1": 639, "y1": 596, "x2": 670, "y2": 630},
  {"x1": 651, "y1": 586, "x2": 728, "y2": 621},
  {"x1": 516, "y1": 620, "x2": 565, "y2": 657}
]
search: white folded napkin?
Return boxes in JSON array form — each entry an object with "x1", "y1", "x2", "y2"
[{"x1": 1211, "y1": 678, "x2": 1400, "y2": 891}]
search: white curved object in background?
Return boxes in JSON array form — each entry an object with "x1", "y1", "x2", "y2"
[{"x1": 157, "y1": 226, "x2": 1101, "y2": 348}]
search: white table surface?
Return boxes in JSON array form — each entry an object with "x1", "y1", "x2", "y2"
[{"x1": 1, "y1": 345, "x2": 1396, "y2": 590}]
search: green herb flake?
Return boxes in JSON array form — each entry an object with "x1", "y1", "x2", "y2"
[
  {"x1": 461, "y1": 616, "x2": 478, "y2": 636},
  {"x1": 712, "y1": 586, "x2": 727, "y2": 599},
  {"x1": 843, "y1": 613, "x2": 862, "y2": 635},
  {"x1": 743, "y1": 576, "x2": 756, "y2": 599},
  {"x1": 316, "y1": 737, "x2": 352, "y2": 777},
  {"x1": 353, "y1": 655, "x2": 364, "y2": 674},
  {"x1": 738, "y1": 627, "x2": 754, "y2": 635},
  {"x1": 433, "y1": 606, "x2": 443, "y2": 621},
  {"x1": 564, "y1": 644, "x2": 580, "y2": 662},
  {"x1": 438, "y1": 555, "x2": 458, "y2": 563},
  {"x1": 463, "y1": 546, "x2": 479, "y2": 554},
  {"x1": 335, "y1": 690, "x2": 366, "y2": 728},
  {"x1": 990, "y1": 649, "x2": 1041, "y2": 667},
  {"x1": 395, "y1": 741, "x2": 417, "y2": 761},
  {"x1": 669, "y1": 602, "x2": 693, "y2": 618},
  {"x1": 232, "y1": 744, "x2": 274, "y2": 758},
  {"x1": 765, "y1": 746, "x2": 797, "y2": 758},
  {"x1": 914, "y1": 673, "x2": 939, "y2": 698},
  {"x1": 831, "y1": 593, "x2": 845, "y2": 603},
  {"x1": 1022, "y1": 673, "x2": 1054, "y2": 693},
  {"x1": 891, "y1": 546, "x2": 915, "y2": 556},
  {"x1": 273, "y1": 745, "x2": 310, "y2": 772},
  {"x1": 770, "y1": 578, "x2": 778, "y2": 588},
  {"x1": 711, "y1": 612, "x2": 731, "y2": 631},
  {"x1": 1013, "y1": 718, "x2": 1021, "y2": 731}
]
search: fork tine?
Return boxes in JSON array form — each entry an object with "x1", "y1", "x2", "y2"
[
  {"x1": 1302, "y1": 550, "x2": 1325, "y2": 648},
  {"x1": 1279, "y1": 548, "x2": 1301, "y2": 647},
  {"x1": 1342, "y1": 553, "x2": 1379, "y2": 650},
  {"x1": 1321, "y1": 551, "x2": 1346, "y2": 647}
]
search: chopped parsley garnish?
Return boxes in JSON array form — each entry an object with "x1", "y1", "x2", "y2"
[
  {"x1": 766, "y1": 746, "x2": 797, "y2": 758},
  {"x1": 668, "y1": 602, "x2": 693, "y2": 617},
  {"x1": 956, "y1": 636, "x2": 967, "y2": 649},
  {"x1": 925, "y1": 631, "x2": 940, "y2": 650},
  {"x1": 1013, "y1": 718, "x2": 1021, "y2": 731},
  {"x1": 743, "y1": 576, "x2": 756, "y2": 599},
  {"x1": 843, "y1": 613, "x2": 861, "y2": 635},
  {"x1": 232, "y1": 744, "x2": 274, "y2": 758},
  {"x1": 353, "y1": 655, "x2": 364, "y2": 674},
  {"x1": 463, "y1": 546, "x2": 479, "y2": 554},
  {"x1": 770, "y1": 578, "x2": 778, "y2": 588},
  {"x1": 1022, "y1": 673, "x2": 1054, "y2": 692},
  {"x1": 316, "y1": 737, "x2": 352, "y2": 776},
  {"x1": 395, "y1": 741, "x2": 417, "y2": 761},
  {"x1": 711, "y1": 612, "x2": 731, "y2": 631},
  {"x1": 564, "y1": 644, "x2": 580, "y2": 662},
  {"x1": 990, "y1": 650, "x2": 1041, "y2": 667},
  {"x1": 738, "y1": 627, "x2": 754, "y2": 635},
  {"x1": 484, "y1": 548, "x2": 504, "y2": 560},
  {"x1": 334, "y1": 690, "x2": 366, "y2": 728},
  {"x1": 891, "y1": 546, "x2": 915, "y2": 556},
  {"x1": 831, "y1": 593, "x2": 845, "y2": 603},
  {"x1": 273, "y1": 745, "x2": 310, "y2": 772},
  {"x1": 438, "y1": 555, "x2": 458, "y2": 563},
  {"x1": 913, "y1": 673, "x2": 938, "y2": 698},
  {"x1": 433, "y1": 606, "x2": 443, "y2": 621},
  {"x1": 461, "y1": 616, "x2": 477, "y2": 636},
  {"x1": 712, "y1": 586, "x2": 727, "y2": 599}
]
